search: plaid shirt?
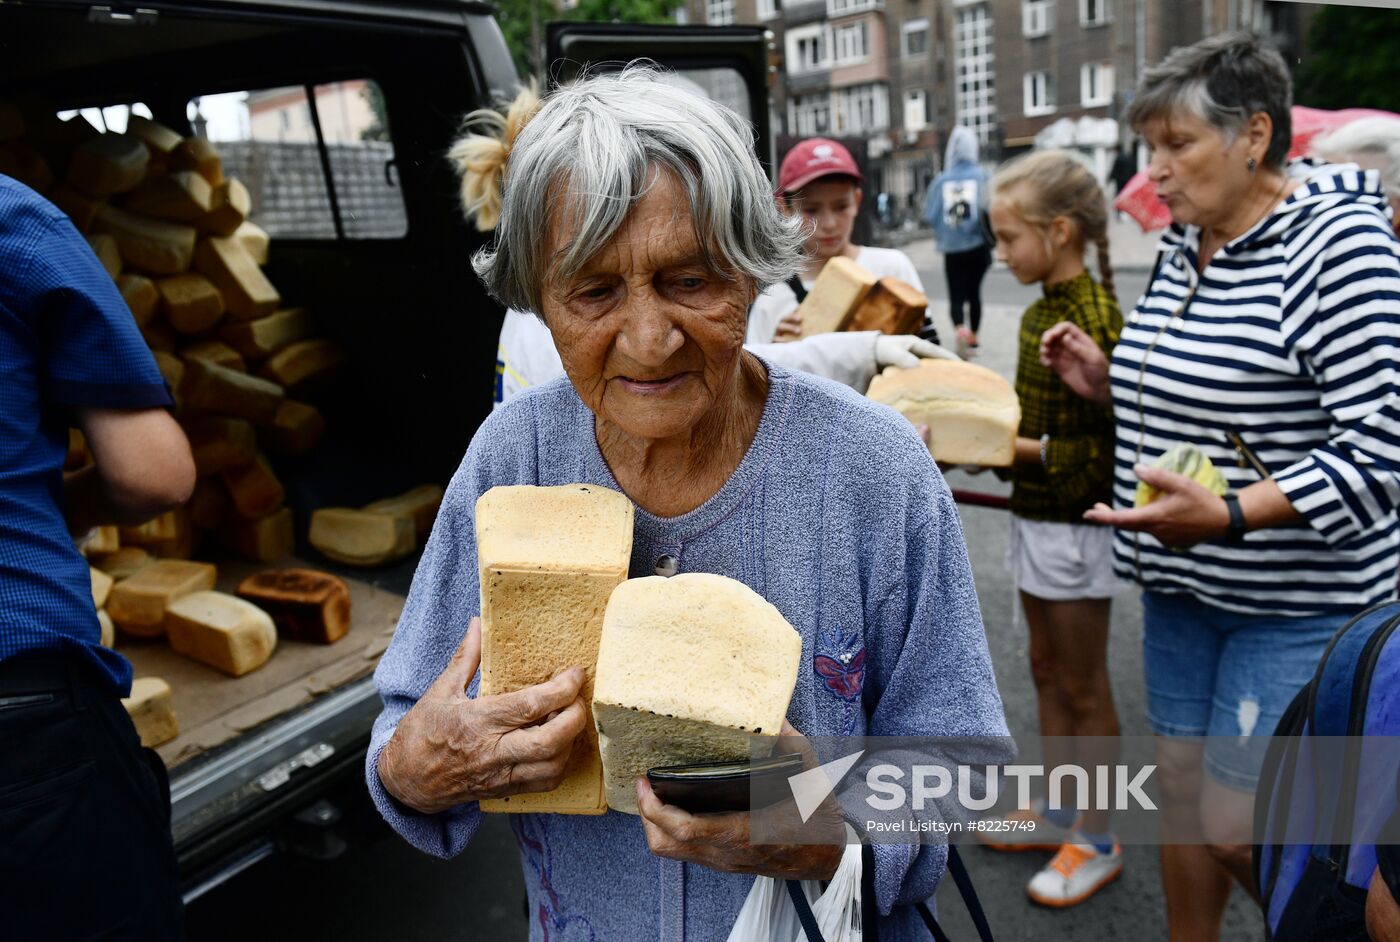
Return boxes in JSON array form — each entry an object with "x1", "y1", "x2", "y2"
[{"x1": 1010, "y1": 271, "x2": 1121, "y2": 522}]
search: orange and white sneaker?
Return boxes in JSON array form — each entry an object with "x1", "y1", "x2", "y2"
[
  {"x1": 1025, "y1": 834, "x2": 1122, "y2": 907},
  {"x1": 976, "y1": 805, "x2": 1073, "y2": 853}
]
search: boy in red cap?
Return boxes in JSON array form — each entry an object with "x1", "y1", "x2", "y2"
[{"x1": 748, "y1": 137, "x2": 924, "y2": 344}]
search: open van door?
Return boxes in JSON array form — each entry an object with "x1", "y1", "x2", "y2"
[{"x1": 545, "y1": 22, "x2": 776, "y2": 179}]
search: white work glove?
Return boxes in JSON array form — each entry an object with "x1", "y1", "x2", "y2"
[{"x1": 873, "y1": 335, "x2": 961, "y2": 370}]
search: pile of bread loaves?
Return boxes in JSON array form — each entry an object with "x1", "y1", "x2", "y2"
[
  {"x1": 475, "y1": 484, "x2": 803, "y2": 816},
  {"x1": 99, "y1": 560, "x2": 354, "y2": 748},
  {"x1": 0, "y1": 105, "x2": 458, "y2": 744}
]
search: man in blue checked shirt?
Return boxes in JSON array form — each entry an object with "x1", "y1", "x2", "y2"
[{"x1": 0, "y1": 173, "x2": 195, "y2": 939}]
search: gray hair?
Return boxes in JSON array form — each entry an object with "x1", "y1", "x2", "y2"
[
  {"x1": 1311, "y1": 116, "x2": 1400, "y2": 198},
  {"x1": 472, "y1": 64, "x2": 806, "y2": 315},
  {"x1": 1126, "y1": 32, "x2": 1292, "y2": 170}
]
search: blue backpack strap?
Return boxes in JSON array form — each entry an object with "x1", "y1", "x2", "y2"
[{"x1": 1254, "y1": 684, "x2": 1311, "y2": 907}]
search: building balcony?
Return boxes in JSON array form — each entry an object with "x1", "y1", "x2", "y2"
[
  {"x1": 782, "y1": 0, "x2": 827, "y2": 27},
  {"x1": 786, "y1": 68, "x2": 832, "y2": 95}
]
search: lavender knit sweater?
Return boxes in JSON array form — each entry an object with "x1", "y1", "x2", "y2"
[{"x1": 366, "y1": 361, "x2": 1008, "y2": 941}]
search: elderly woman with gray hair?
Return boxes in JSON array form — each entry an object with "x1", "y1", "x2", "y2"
[
  {"x1": 1041, "y1": 33, "x2": 1400, "y2": 939},
  {"x1": 366, "y1": 66, "x2": 1007, "y2": 939}
]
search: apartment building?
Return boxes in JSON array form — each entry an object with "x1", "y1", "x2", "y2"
[{"x1": 677, "y1": 0, "x2": 1311, "y2": 219}]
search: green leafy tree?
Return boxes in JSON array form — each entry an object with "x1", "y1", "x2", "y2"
[
  {"x1": 497, "y1": 0, "x2": 683, "y2": 80},
  {"x1": 361, "y1": 81, "x2": 390, "y2": 141},
  {"x1": 1294, "y1": 6, "x2": 1400, "y2": 112}
]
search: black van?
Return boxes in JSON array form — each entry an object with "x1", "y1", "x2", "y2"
[{"x1": 0, "y1": 0, "x2": 771, "y2": 903}]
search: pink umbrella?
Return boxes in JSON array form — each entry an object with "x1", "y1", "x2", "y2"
[{"x1": 1113, "y1": 104, "x2": 1400, "y2": 232}]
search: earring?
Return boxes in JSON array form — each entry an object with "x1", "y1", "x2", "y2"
[{"x1": 1247, "y1": 156, "x2": 1257, "y2": 172}]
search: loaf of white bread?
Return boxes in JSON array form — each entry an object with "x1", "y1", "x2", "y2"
[
  {"x1": 122, "y1": 677, "x2": 178, "y2": 747},
  {"x1": 164, "y1": 590, "x2": 277, "y2": 677},
  {"x1": 476, "y1": 484, "x2": 634, "y2": 815},
  {"x1": 796, "y1": 255, "x2": 877, "y2": 337},
  {"x1": 866, "y1": 359, "x2": 1021, "y2": 467},
  {"x1": 592, "y1": 573, "x2": 802, "y2": 815}
]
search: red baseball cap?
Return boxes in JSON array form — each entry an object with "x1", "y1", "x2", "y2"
[{"x1": 777, "y1": 138, "x2": 863, "y2": 195}]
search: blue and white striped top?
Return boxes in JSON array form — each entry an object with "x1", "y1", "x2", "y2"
[{"x1": 1110, "y1": 161, "x2": 1400, "y2": 616}]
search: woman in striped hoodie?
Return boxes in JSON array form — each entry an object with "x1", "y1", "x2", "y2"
[{"x1": 1041, "y1": 33, "x2": 1400, "y2": 941}]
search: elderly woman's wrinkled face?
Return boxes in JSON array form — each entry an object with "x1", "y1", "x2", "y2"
[
  {"x1": 540, "y1": 170, "x2": 754, "y2": 442},
  {"x1": 1142, "y1": 110, "x2": 1256, "y2": 229}
]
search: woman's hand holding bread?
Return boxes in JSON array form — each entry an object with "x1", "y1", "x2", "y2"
[{"x1": 378, "y1": 617, "x2": 589, "y2": 814}]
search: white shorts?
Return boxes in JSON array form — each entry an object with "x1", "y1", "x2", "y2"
[{"x1": 1006, "y1": 516, "x2": 1126, "y2": 601}]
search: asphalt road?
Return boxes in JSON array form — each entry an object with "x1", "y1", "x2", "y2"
[{"x1": 184, "y1": 262, "x2": 1268, "y2": 941}]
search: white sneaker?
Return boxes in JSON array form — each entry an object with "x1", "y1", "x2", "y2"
[
  {"x1": 1026, "y1": 833, "x2": 1122, "y2": 908},
  {"x1": 976, "y1": 803, "x2": 1075, "y2": 853}
]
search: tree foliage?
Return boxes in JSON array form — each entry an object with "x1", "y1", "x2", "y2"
[
  {"x1": 496, "y1": 0, "x2": 684, "y2": 80},
  {"x1": 1294, "y1": 6, "x2": 1400, "y2": 113},
  {"x1": 360, "y1": 81, "x2": 390, "y2": 142}
]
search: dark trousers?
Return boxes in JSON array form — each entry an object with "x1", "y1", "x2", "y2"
[
  {"x1": 944, "y1": 245, "x2": 992, "y2": 334},
  {"x1": 0, "y1": 652, "x2": 184, "y2": 941}
]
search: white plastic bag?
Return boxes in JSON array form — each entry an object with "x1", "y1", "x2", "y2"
[{"x1": 725, "y1": 830, "x2": 863, "y2": 942}]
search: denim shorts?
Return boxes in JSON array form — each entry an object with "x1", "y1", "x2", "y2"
[{"x1": 1141, "y1": 590, "x2": 1343, "y2": 791}]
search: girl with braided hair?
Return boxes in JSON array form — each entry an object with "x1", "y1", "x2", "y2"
[{"x1": 976, "y1": 149, "x2": 1127, "y2": 909}]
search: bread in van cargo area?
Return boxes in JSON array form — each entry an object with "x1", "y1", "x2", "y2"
[
  {"x1": 152, "y1": 350, "x2": 185, "y2": 400},
  {"x1": 81, "y1": 525, "x2": 120, "y2": 556},
  {"x1": 97, "y1": 609, "x2": 115, "y2": 648},
  {"x1": 65, "y1": 428, "x2": 89, "y2": 471},
  {"x1": 847, "y1": 277, "x2": 928, "y2": 337},
  {"x1": 865, "y1": 359, "x2": 1021, "y2": 467},
  {"x1": 219, "y1": 506, "x2": 293, "y2": 564},
  {"x1": 364, "y1": 484, "x2": 444, "y2": 545},
  {"x1": 120, "y1": 507, "x2": 194, "y2": 559},
  {"x1": 198, "y1": 179, "x2": 251, "y2": 237},
  {"x1": 90, "y1": 567, "x2": 114, "y2": 609},
  {"x1": 51, "y1": 183, "x2": 104, "y2": 232},
  {"x1": 141, "y1": 318, "x2": 178, "y2": 353},
  {"x1": 796, "y1": 255, "x2": 878, "y2": 337},
  {"x1": 124, "y1": 171, "x2": 214, "y2": 223},
  {"x1": 236, "y1": 569, "x2": 351, "y2": 645},
  {"x1": 222, "y1": 454, "x2": 284, "y2": 520},
  {"x1": 179, "y1": 357, "x2": 283, "y2": 424},
  {"x1": 0, "y1": 142, "x2": 54, "y2": 194},
  {"x1": 220, "y1": 307, "x2": 314, "y2": 359},
  {"x1": 187, "y1": 477, "x2": 232, "y2": 531},
  {"x1": 85, "y1": 233, "x2": 121, "y2": 279},
  {"x1": 181, "y1": 339, "x2": 245, "y2": 373},
  {"x1": 107, "y1": 559, "x2": 217, "y2": 638},
  {"x1": 125, "y1": 116, "x2": 183, "y2": 160},
  {"x1": 258, "y1": 339, "x2": 345, "y2": 394},
  {"x1": 476, "y1": 483, "x2": 635, "y2": 815},
  {"x1": 592, "y1": 573, "x2": 802, "y2": 815},
  {"x1": 194, "y1": 236, "x2": 279, "y2": 321},
  {"x1": 182, "y1": 416, "x2": 257, "y2": 475},
  {"x1": 164, "y1": 590, "x2": 277, "y2": 677},
  {"x1": 122, "y1": 677, "x2": 178, "y2": 747},
  {"x1": 119, "y1": 507, "x2": 184, "y2": 547},
  {"x1": 68, "y1": 133, "x2": 148, "y2": 197},
  {"x1": 94, "y1": 205, "x2": 196, "y2": 275},
  {"x1": 260, "y1": 399, "x2": 324, "y2": 455},
  {"x1": 158, "y1": 273, "x2": 225, "y2": 334},
  {"x1": 117, "y1": 273, "x2": 158, "y2": 326},
  {"x1": 234, "y1": 220, "x2": 270, "y2": 265},
  {"x1": 169, "y1": 136, "x2": 224, "y2": 186},
  {"x1": 90, "y1": 546, "x2": 154, "y2": 581},
  {"x1": 309, "y1": 507, "x2": 414, "y2": 567}
]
